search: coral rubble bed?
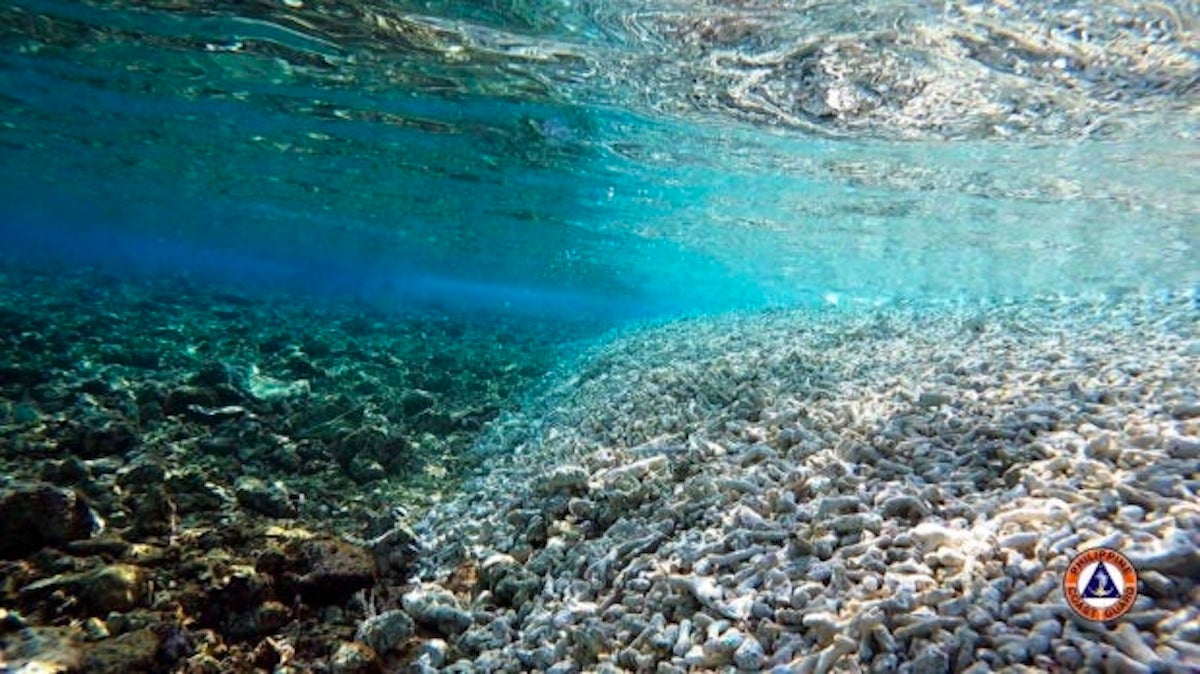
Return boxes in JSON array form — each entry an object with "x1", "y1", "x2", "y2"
[{"x1": 413, "y1": 291, "x2": 1199, "y2": 672}]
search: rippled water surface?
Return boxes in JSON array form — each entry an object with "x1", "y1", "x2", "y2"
[{"x1": 1, "y1": 0, "x2": 1196, "y2": 316}]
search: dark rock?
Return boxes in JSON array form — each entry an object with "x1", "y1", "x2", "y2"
[
  {"x1": 191, "y1": 361, "x2": 238, "y2": 388},
  {"x1": 117, "y1": 461, "x2": 166, "y2": 489},
  {"x1": 268, "y1": 445, "x2": 303, "y2": 472},
  {"x1": 125, "y1": 348, "x2": 162, "y2": 369},
  {"x1": 349, "y1": 456, "x2": 386, "y2": 484},
  {"x1": 65, "y1": 536, "x2": 132, "y2": 558},
  {"x1": 296, "y1": 440, "x2": 332, "y2": 465},
  {"x1": 0, "y1": 306, "x2": 40, "y2": 334},
  {"x1": 18, "y1": 563, "x2": 148, "y2": 616},
  {"x1": 0, "y1": 484, "x2": 101, "y2": 559},
  {"x1": 235, "y1": 476, "x2": 297, "y2": 518},
  {"x1": 212, "y1": 383, "x2": 247, "y2": 405},
  {"x1": 41, "y1": 456, "x2": 91, "y2": 485},
  {"x1": 401, "y1": 389, "x2": 437, "y2": 415},
  {"x1": 127, "y1": 486, "x2": 177, "y2": 539},
  {"x1": 341, "y1": 315, "x2": 375, "y2": 336},
  {"x1": 99, "y1": 346, "x2": 160, "y2": 369},
  {"x1": 135, "y1": 398, "x2": 163, "y2": 423},
  {"x1": 420, "y1": 372, "x2": 453, "y2": 393},
  {"x1": 286, "y1": 353, "x2": 323, "y2": 378},
  {"x1": 78, "y1": 378, "x2": 112, "y2": 396},
  {"x1": 163, "y1": 386, "x2": 220, "y2": 416},
  {"x1": 81, "y1": 626, "x2": 159, "y2": 673},
  {"x1": 195, "y1": 564, "x2": 272, "y2": 638},
  {"x1": 414, "y1": 410, "x2": 456, "y2": 434},
  {"x1": 255, "y1": 600, "x2": 291, "y2": 633},
  {"x1": 0, "y1": 364, "x2": 49, "y2": 388},
  {"x1": 254, "y1": 548, "x2": 288, "y2": 576},
  {"x1": 224, "y1": 599, "x2": 292, "y2": 642},
  {"x1": 62, "y1": 419, "x2": 138, "y2": 458},
  {"x1": 374, "y1": 436, "x2": 411, "y2": 471},
  {"x1": 76, "y1": 563, "x2": 149, "y2": 613},
  {"x1": 166, "y1": 469, "x2": 231, "y2": 513},
  {"x1": 258, "y1": 333, "x2": 292, "y2": 354},
  {"x1": 301, "y1": 337, "x2": 332, "y2": 358},
  {"x1": 278, "y1": 537, "x2": 376, "y2": 605},
  {"x1": 252, "y1": 634, "x2": 286, "y2": 670},
  {"x1": 196, "y1": 435, "x2": 239, "y2": 457},
  {"x1": 154, "y1": 624, "x2": 195, "y2": 667}
]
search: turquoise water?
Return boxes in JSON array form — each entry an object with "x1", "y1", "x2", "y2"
[
  {"x1": 0, "y1": 4, "x2": 1198, "y2": 671},
  {"x1": 0, "y1": 0, "x2": 1196, "y2": 318}
]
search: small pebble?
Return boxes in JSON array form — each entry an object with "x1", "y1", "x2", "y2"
[
  {"x1": 329, "y1": 642, "x2": 378, "y2": 674},
  {"x1": 733, "y1": 635, "x2": 765, "y2": 670},
  {"x1": 82, "y1": 617, "x2": 110, "y2": 641},
  {"x1": 917, "y1": 392, "x2": 952, "y2": 408}
]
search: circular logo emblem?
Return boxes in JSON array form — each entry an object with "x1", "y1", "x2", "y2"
[{"x1": 1063, "y1": 547, "x2": 1138, "y2": 621}]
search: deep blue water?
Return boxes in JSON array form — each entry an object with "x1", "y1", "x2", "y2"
[{"x1": 1, "y1": 0, "x2": 1196, "y2": 321}]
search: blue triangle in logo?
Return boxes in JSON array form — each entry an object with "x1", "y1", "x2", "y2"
[{"x1": 1082, "y1": 562, "x2": 1121, "y2": 599}]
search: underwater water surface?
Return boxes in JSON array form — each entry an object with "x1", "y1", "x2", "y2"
[
  {"x1": 1, "y1": 0, "x2": 1195, "y2": 318},
  {"x1": 1, "y1": 3, "x2": 1199, "y2": 672}
]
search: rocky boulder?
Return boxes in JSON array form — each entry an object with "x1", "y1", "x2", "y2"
[{"x1": 0, "y1": 483, "x2": 102, "y2": 559}]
